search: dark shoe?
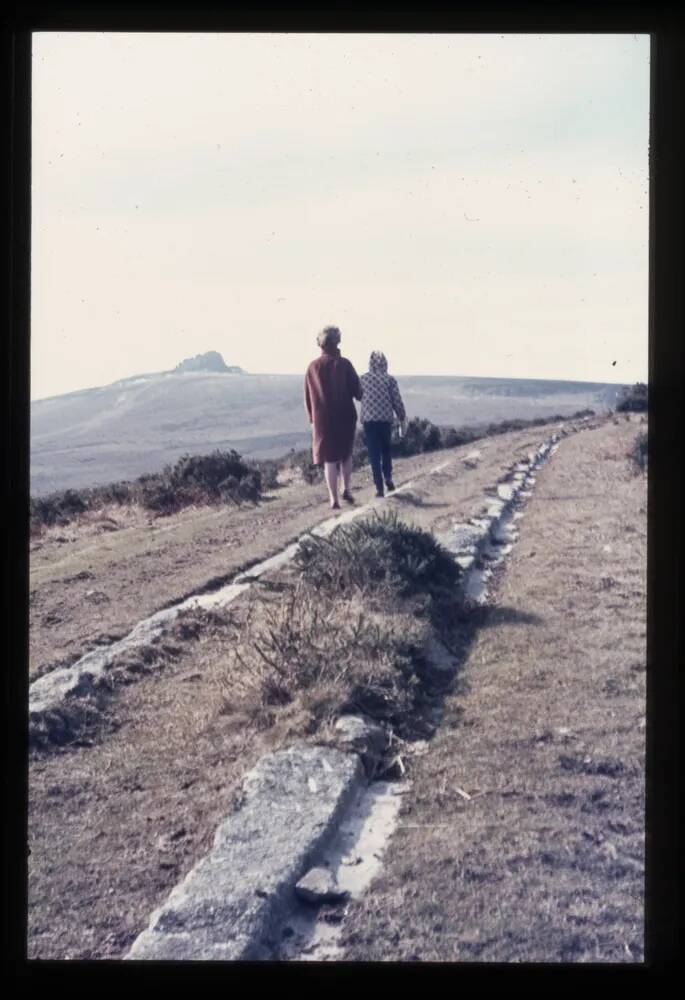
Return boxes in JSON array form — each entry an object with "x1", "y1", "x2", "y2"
[
  {"x1": 385, "y1": 481, "x2": 396, "y2": 492},
  {"x1": 341, "y1": 490, "x2": 355, "y2": 504},
  {"x1": 375, "y1": 489, "x2": 384, "y2": 498},
  {"x1": 330, "y1": 500, "x2": 340, "y2": 510}
]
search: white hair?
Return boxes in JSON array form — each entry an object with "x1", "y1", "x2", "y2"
[{"x1": 317, "y1": 326, "x2": 341, "y2": 349}]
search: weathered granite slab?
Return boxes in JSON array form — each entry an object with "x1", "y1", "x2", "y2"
[{"x1": 126, "y1": 744, "x2": 364, "y2": 961}]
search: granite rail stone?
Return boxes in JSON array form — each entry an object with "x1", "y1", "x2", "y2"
[{"x1": 126, "y1": 744, "x2": 364, "y2": 961}]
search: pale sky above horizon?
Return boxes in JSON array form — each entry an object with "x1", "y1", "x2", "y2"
[{"x1": 31, "y1": 32, "x2": 649, "y2": 400}]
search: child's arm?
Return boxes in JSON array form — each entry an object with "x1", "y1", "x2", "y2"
[{"x1": 389, "y1": 377, "x2": 406, "y2": 422}]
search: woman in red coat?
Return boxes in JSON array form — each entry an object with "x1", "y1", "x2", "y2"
[{"x1": 304, "y1": 326, "x2": 362, "y2": 509}]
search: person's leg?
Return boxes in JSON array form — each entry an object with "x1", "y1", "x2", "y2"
[
  {"x1": 364, "y1": 422, "x2": 384, "y2": 495},
  {"x1": 324, "y1": 461, "x2": 340, "y2": 507},
  {"x1": 341, "y1": 454, "x2": 354, "y2": 499},
  {"x1": 379, "y1": 422, "x2": 394, "y2": 488}
]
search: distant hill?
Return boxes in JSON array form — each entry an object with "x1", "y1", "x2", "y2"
[{"x1": 30, "y1": 363, "x2": 626, "y2": 496}]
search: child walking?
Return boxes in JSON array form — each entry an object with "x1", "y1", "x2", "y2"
[{"x1": 359, "y1": 350, "x2": 407, "y2": 497}]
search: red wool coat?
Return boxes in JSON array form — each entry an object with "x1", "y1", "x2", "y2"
[{"x1": 304, "y1": 347, "x2": 362, "y2": 464}]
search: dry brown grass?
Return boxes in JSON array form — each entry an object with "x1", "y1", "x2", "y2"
[
  {"x1": 339, "y1": 417, "x2": 646, "y2": 963},
  {"x1": 28, "y1": 418, "x2": 608, "y2": 960},
  {"x1": 216, "y1": 572, "x2": 440, "y2": 742},
  {"x1": 28, "y1": 600, "x2": 270, "y2": 959}
]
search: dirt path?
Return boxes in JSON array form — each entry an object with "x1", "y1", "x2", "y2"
[
  {"x1": 27, "y1": 423, "x2": 574, "y2": 960},
  {"x1": 338, "y1": 416, "x2": 647, "y2": 962},
  {"x1": 29, "y1": 427, "x2": 559, "y2": 679}
]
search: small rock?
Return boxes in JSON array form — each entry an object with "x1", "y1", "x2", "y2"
[
  {"x1": 334, "y1": 715, "x2": 389, "y2": 774},
  {"x1": 295, "y1": 867, "x2": 349, "y2": 904},
  {"x1": 600, "y1": 841, "x2": 618, "y2": 861}
]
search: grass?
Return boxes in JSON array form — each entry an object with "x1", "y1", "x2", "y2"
[
  {"x1": 628, "y1": 429, "x2": 648, "y2": 473},
  {"x1": 217, "y1": 510, "x2": 464, "y2": 739},
  {"x1": 338, "y1": 417, "x2": 646, "y2": 963},
  {"x1": 28, "y1": 607, "x2": 227, "y2": 750},
  {"x1": 30, "y1": 408, "x2": 597, "y2": 532}
]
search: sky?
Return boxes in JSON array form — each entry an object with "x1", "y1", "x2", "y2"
[{"x1": 31, "y1": 32, "x2": 650, "y2": 400}]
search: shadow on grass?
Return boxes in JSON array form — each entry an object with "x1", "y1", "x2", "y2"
[
  {"x1": 470, "y1": 605, "x2": 544, "y2": 629},
  {"x1": 406, "y1": 600, "x2": 543, "y2": 742},
  {"x1": 389, "y1": 492, "x2": 450, "y2": 510}
]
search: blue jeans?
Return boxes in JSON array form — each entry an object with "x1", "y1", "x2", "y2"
[{"x1": 363, "y1": 421, "x2": 393, "y2": 492}]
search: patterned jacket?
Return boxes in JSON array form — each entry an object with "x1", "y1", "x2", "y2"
[{"x1": 359, "y1": 351, "x2": 407, "y2": 424}]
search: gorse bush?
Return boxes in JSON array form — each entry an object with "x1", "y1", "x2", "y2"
[
  {"x1": 129, "y1": 449, "x2": 261, "y2": 515},
  {"x1": 295, "y1": 508, "x2": 462, "y2": 602},
  {"x1": 30, "y1": 448, "x2": 263, "y2": 529},
  {"x1": 249, "y1": 458, "x2": 281, "y2": 490},
  {"x1": 225, "y1": 581, "x2": 429, "y2": 730},
  {"x1": 29, "y1": 489, "x2": 88, "y2": 528},
  {"x1": 169, "y1": 450, "x2": 250, "y2": 493},
  {"x1": 394, "y1": 417, "x2": 442, "y2": 456},
  {"x1": 616, "y1": 382, "x2": 648, "y2": 413}
]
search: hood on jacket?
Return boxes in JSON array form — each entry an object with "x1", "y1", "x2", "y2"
[{"x1": 368, "y1": 350, "x2": 388, "y2": 374}]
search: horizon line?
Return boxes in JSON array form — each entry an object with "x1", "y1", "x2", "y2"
[{"x1": 30, "y1": 368, "x2": 638, "y2": 403}]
